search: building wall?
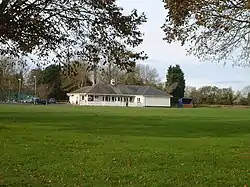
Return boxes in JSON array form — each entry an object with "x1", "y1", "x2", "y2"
[
  {"x1": 68, "y1": 94, "x2": 80, "y2": 104},
  {"x1": 134, "y1": 95, "x2": 144, "y2": 106},
  {"x1": 79, "y1": 94, "x2": 143, "y2": 107},
  {"x1": 80, "y1": 101, "x2": 144, "y2": 107},
  {"x1": 144, "y1": 96, "x2": 171, "y2": 107},
  {"x1": 68, "y1": 94, "x2": 170, "y2": 107}
]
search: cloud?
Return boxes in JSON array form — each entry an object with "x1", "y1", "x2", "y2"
[{"x1": 214, "y1": 80, "x2": 245, "y2": 85}]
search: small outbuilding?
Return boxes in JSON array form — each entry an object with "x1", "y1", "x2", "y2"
[{"x1": 181, "y1": 98, "x2": 194, "y2": 108}]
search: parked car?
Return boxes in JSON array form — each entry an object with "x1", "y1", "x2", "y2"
[
  {"x1": 37, "y1": 99, "x2": 47, "y2": 105},
  {"x1": 48, "y1": 98, "x2": 56, "y2": 104},
  {"x1": 26, "y1": 97, "x2": 56, "y2": 105},
  {"x1": 30, "y1": 98, "x2": 46, "y2": 105},
  {"x1": 27, "y1": 97, "x2": 38, "y2": 104}
]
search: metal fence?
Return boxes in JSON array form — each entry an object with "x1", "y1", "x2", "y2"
[{"x1": 0, "y1": 91, "x2": 34, "y2": 102}]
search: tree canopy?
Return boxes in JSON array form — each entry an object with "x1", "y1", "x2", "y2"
[
  {"x1": 0, "y1": 56, "x2": 30, "y2": 100},
  {"x1": 166, "y1": 65, "x2": 185, "y2": 102},
  {"x1": 95, "y1": 63, "x2": 161, "y2": 86},
  {"x1": 162, "y1": 0, "x2": 250, "y2": 66},
  {"x1": 0, "y1": 0, "x2": 147, "y2": 69},
  {"x1": 61, "y1": 60, "x2": 93, "y2": 92},
  {"x1": 120, "y1": 64, "x2": 160, "y2": 86},
  {"x1": 185, "y1": 85, "x2": 241, "y2": 105}
]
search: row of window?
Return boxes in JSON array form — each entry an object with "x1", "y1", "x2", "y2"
[
  {"x1": 81, "y1": 95, "x2": 141, "y2": 103},
  {"x1": 103, "y1": 96, "x2": 133, "y2": 102}
]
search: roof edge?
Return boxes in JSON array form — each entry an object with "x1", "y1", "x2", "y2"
[
  {"x1": 149, "y1": 86, "x2": 173, "y2": 97},
  {"x1": 144, "y1": 94, "x2": 173, "y2": 97},
  {"x1": 142, "y1": 86, "x2": 150, "y2": 95},
  {"x1": 67, "y1": 83, "x2": 173, "y2": 97}
]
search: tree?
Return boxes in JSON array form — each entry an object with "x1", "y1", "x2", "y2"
[
  {"x1": 0, "y1": 56, "x2": 28, "y2": 100},
  {"x1": 241, "y1": 85, "x2": 250, "y2": 97},
  {"x1": 195, "y1": 86, "x2": 217, "y2": 105},
  {"x1": 247, "y1": 93, "x2": 250, "y2": 106},
  {"x1": 155, "y1": 82, "x2": 166, "y2": 91},
  {"x1": 237, "y1": 89, "x2": 250, "y2": 106},
  {"x1": 35, "y1": 62, "x2": 94, "y2": 99},
  {"x1": 185, "y1": 85, "x2": 241, "y2": 106},
  {"x1": 166, "y1": 65, "x2": 185, "y2": 103},
  {"x1": 26, "y1": 68, "x2": 42, "y2": 95},
  {"x1": 37, "y1": 84, "x2": 51, "y2": 100},
  {"x1": 121, "y1": 64, "x2": 160, "y2": 86},
  {"x1": 162, "y1": 0, "x2": 250, "y2": 65},
  {"x1": 61, "y1": 60, "x2": 93, "y2": 92},
  {"x1": 238, "y1": 97, "x2": 248, "y2": 106},
  {"x1": 218, "y1": 87, "x2": 239, "y2": 105},
  {"x1": 0, "y1": 0, "x2": 147, "y2": 69},
  {"x1": 97, "y1": 63, "x2": 161, "y2": 86},
  {"x1": 184, "y1": 86, "x2": 198, "y2": 103},
  {"x1": 184, "y1": 86, "x2": 196, "y2": 98},
  {"x1": 39, "y1": 64, "x2": 66, "y2": 100},
  {"x1": 135, "y1": 64, "x2": 160, "y2": 85}
]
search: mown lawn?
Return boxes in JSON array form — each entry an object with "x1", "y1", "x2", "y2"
[{"x1": 1, "y1": 105, "x2": 250, "y2": 187}]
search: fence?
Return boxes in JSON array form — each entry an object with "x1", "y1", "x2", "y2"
[{"x1": 0, "y1": 91, "x2": 34, "y2": 101}]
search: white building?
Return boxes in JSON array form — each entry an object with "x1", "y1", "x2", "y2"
[{"x1": 67, "y1": 80, "x2": 172, "y2": 107}]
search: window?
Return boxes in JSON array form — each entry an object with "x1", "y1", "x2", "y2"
[
  {"x1": 137, "y1": 98, "x2": 141, "y2": 103},
  {"x1": 105, "y1": 96, "x2": 110, "y2": 101},
  {"x1": 81, "y1": 95, "x2": 85, "y2": 100},
  {"x1": 88, "y1": 95, "x2": 94, "y2": 101},
  {"x1": 118, "y1": 97, "x2": 120, "y2": 102},
  {"x1": 112, "y1": 97, "x2": 115, "y2": 102},
  {"x1": 95, "y1": 96, "x2": 98, "y2": 98},
  {"x1": 102, "y1": 96, "x2": 105, "y2": 101},
  {"x1": 129, "y1": 97, "x2": 133, "y2": 102}
]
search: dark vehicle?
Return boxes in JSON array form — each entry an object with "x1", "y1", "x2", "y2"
[
  {"x1": 48, "y1": 98, "x2": 56, "y2": 104},
  {"x1": 32, "y1": 98, "x2": 46, "y2": 105},
  {"x1": 27, "y1": 97, "x2": 56, "y2": 105}
]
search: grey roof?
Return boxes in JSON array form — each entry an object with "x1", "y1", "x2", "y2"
[
  {"x1": 71, "y1": 86, "x2": 92, "y2": 93},
  {"x1": 70, "y1": 83, "x2": 172, "y2": 97}
]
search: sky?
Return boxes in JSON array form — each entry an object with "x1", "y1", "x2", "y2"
[{"x1": 117, "y1": 0, "x2": 250, "y2": 91}]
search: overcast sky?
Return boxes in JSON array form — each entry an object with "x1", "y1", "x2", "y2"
[{"x1": 117, "y1": 0, "x2": 250, "y2": 91}]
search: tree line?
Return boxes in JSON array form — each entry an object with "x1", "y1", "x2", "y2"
[
  {"x1": 1, "y1": 0, "x2": 249, "y2": 106},
  {"x1": 0, "y1": 55, "x2": 187, "y2": 102},
  {"x1": 185, "y1": 86, "x2": 250, "y2": 106},
  {"x1": 3, "y1": 56, "x2": 250, "y2": 107}
]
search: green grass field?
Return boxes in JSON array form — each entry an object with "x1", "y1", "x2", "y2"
[{"x1": 1, "y1": 105, "x2": 250, "y2": 186}]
